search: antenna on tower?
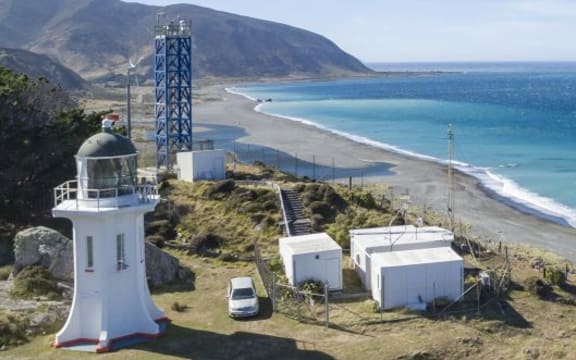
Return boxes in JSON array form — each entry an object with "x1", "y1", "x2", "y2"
[{"x1": 447, "y1": 124, "x2": 455, "y2": 231}]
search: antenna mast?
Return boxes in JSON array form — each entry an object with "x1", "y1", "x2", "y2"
[{"x1": 447, "y1": 124, "x2": 455, "y2": 231}]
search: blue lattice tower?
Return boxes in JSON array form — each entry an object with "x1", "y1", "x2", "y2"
[{"x1": 154, "y1": 20, "x2": 192, "y2": 171}]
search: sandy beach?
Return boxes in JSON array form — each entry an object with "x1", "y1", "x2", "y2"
[{"x1": 192, "y1": 84, "x2": 576, "y2": 262}]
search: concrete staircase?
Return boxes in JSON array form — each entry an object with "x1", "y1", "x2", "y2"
[{"x1": 280, "y1": 188, "x2": 311, "y2": 236}]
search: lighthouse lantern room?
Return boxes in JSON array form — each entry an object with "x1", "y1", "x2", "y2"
[{"x1": 52, "y1": 118, "x2": 167, "y2": 352}]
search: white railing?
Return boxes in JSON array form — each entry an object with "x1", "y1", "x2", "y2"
[{"x1": 54, "y1": 177, "x2": 158, "y2": 210}]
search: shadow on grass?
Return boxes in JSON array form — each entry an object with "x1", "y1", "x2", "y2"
[
  {"x1": 428, "y1": 292, "x2": 532, "y2": 330},
  {"x1": 136, "y1": 323, "x2": 334, "y2": 359}
]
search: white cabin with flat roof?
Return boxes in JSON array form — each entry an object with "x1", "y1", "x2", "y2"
[
  {"x1": 279, "y1": 233, "x2": 342, "y2": 290},
  {"x1": 371, "y1": 247, "x2": 463, "y2": 310},
  {"x1": 351, "y1": 225, "x2": 453, "y2": 290}
]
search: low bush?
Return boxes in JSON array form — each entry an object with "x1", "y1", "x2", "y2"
[
  {"x1": 0, "y1": 265, "x2": 12, "y2": 280},
  {"x1": 524, "y1": 276, "x2": 552, "y2": 298},
  {"x1": 146, "y1": 235, "x2": 166, "y2": 248},
  {"x1": 170, "y1": 301, "x2": 188, "y2": 312},
  {"x1": 0, "y1": 313, "x2": 27, "y2": 348},
  {"x1": 204, "y1": 180, "x2": 236, "y2": 199},
  {"x1": 545, "y1": 267, "x2": 566, "y2": 286},
  {"x1": 10, "y1": 266, "x2": 62, "y2": 300}
]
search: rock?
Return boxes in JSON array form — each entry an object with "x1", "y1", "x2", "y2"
[
  {"x1": 145, "y1": 242, "x2": 180, "y2": 288},
  {"x1": 523, "y1": 347, "x2": 540, "y2": 360},
  {"x1": 531, "y1": 257, "x2": 544, "y2": 270},
  {"x1": 12, "y1": 227, "x2": 73, "y2": 281},
  {"x1": 13, "y1": 226, "x2": 184, "y2": 288}
]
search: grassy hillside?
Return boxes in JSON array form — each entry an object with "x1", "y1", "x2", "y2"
[{"x1": 4, "y1": 163, "x2": 576, "y2": 359}]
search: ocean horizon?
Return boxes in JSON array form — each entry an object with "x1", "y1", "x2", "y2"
[{"x1": 230, "y1": 62, "x2": 576, "y2": 228}]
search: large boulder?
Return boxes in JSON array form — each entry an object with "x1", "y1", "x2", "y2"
[
  {"x1": 12, "y1": 226, "x2": 73, "y2": 281},
  {"x1": 11, "y1": 227, "x2": 188, "y2": 287}
]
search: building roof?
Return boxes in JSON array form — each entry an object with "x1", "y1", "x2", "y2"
[
  {"x1": 77, "y1": 129, "x2": 136, "y2": 158},
  {"x1": 279, "y1": 232, "x2": 341, "y2": 255},
  {"x1": 353, "y1": 229, "x2": 453, "y2": 251},
  {"x1": 371, "y1": 247, "x2": 463, "y2": 268}
]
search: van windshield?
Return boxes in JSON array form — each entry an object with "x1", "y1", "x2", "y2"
[{"x1": 231, "y1": 287, "x2": 255, "y2": 300}]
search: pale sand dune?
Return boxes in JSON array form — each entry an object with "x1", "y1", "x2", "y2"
[{"x1": 192, "y1": 84, "x2": 576, "y2": 262}]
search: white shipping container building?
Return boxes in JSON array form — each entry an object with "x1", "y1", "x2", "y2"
[
  {"x1": 351, "y1": 225, "x2": 454, "y2": 289},
  {"x1": 279, "y1": 233, "x2": 342, "y2": 290},
  {"x1": 371, "y1": 247, "x2": 463, "y2": 310},
  {"x1": 176, "y1": 150, "x2": 226, "y2": 182}
]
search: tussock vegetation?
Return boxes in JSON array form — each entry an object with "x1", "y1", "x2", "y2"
[
  {"x1": 292, "y1": 183, "x2": 399, "y2": 248},
  {"x1": 0, "y1": 312, "x2": 28, "y2": 348},
  {"x1": 169, "y1": 178, "x2": 282, "y2": 258},
  {"x1": 10, "y1": 266, "x2": 62, "y2": 300}
]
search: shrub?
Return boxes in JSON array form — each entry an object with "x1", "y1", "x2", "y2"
[
  {"x1": 10, "y1": 266, "x2": 62, "y2": 300},
  {"x1": 309, "y1": 201, "x2": 333, "y2": 218},
  {"x1": 299, "y1": 279, "x2": 324, "y2": 293},
  {"x1": 204, "y1": 180, "x2": 236, "y2": 199},
  {"x1": 0, "y1": 313, "x2": 27, "y2": 348},
  {"x1": 268, "y1": 256, "x2": 283, "y2": 272},
  {"x1": 0, "y1": 265, "x2": 12, "y2": 280},
  {"x1": 545, "y1": 267, "x2": 567, "y2": 286},
  {"x1": 146, "y1": 235, "x2": 166, "y2": 248},
  {"x1": 170, "y1": 301, "x2": 187, "y2": 312},
  {"x1": 524, "y1": 276, "x2": 551, "y2": 298},
  {"x1": 190, "y1": 233, "x2": 223, "y2": 254},
  {"x1": 145, "y1": 219, "x2": 176, "y2": 240}
]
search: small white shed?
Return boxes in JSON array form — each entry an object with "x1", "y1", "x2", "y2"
[
  {"x1": 351, "y1": 225, "x2": 453, "y2": 290},
  {"x1": 176, "y1": 150, "x2": 226, "y2": 182},
  {"x1": 279, "y1": 233, "x2": 342, "y2": 290},
  {"x1": 370, "y1": 247, "x2": 463, "y2": 310}
]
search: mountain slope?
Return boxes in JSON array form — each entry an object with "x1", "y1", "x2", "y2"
[
  {"x1": 0, "y1": 0, "x2": 373, "y2": 81},
  {"x1": 0, "y1": 48, "x2": 87, "y2": 90}
]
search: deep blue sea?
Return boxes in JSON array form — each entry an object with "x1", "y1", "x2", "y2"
[{"x1": 231, "y1": 62, "x2": 576, "y2": 227}]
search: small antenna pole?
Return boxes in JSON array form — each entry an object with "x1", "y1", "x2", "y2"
[
  {"x1": 126, "y1": 66, "x2": 132, "y2": 140},
  {"x1": 447, "y1": 124, "x2": 455, "y2": 231}
]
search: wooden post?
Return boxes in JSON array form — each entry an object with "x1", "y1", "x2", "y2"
[
  {"x1": 332, "y1": 157, "x2": 335, "y2": 183},
  {"x1": 348, "y1": 176, "x2": 352, "y2": 190},
  {"x1": 276, "y1": 150, "x2": 280, "y2": 170},
  {"x1": 324, "y1": 282, "x2": 329, "y2": 328},
  {"x1": 295, "y1": 153, "x2": 298, "y2": 176},
  {"x1": 272, "y1": 272, "x2": 277, "y2": 313},
  {"x1": 312, "y1": 155, "x2": 316, "y2": 180}
]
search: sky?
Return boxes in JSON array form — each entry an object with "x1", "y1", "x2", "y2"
[{"x1": 122, "y1": 0, "x2": 576, "y2": 63}]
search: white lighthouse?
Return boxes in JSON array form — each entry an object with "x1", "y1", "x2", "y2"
[{"x1": 52, "y1": 118, "x2": 167, "y2": 352}]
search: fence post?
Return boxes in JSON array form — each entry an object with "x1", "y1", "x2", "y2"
[
  {"x1": 276, "y1": 150, "x2": 280, "y2": 170},
  {"x1": 272, "y1": 272, "x2": 277, "y2": 313},
  {"x1": 324, "y1": 282, "x2": 329, "y2": 328},
  {"x1": 295, "y1": 153, "x2": 299, "y2": 176},
  {"x1": 332, "y1": 157, "x2": 335, "y2": 184},
  {"x1": 312, "y1": 155, "x2": 316, "y2": 180},
  {"x1": 348, "y1": 176, "x2": 352, "y2": 190}
]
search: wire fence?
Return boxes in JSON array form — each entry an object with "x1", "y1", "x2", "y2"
[{"x1": 231, "y1": 143, "x2": 377, "y2": 186}]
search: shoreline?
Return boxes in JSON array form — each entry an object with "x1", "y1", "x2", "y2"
[{"x1": 193, "y1": 84, "x2": 576, "y2": 262}]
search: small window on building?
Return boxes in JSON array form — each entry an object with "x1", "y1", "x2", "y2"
[
  {"x1": 116, "y1": 233, "x2": 127, "y2": 270},
  {"x1": 315, "y1": 254, "x2": 320, "y2": 260},
  {"x1": 86, "y1": 236, "x2": 94, "y2": 271}
]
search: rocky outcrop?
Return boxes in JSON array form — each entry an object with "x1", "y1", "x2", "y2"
[
  {"x1": 12, "y1": 226, "x2": 73, "y2": 281},
  {"x1": 11, "y1": 226, "x2": 190, "y2": 287}
]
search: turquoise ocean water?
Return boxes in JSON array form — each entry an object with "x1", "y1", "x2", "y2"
[{"x1": 230, "y1": 62, "x2": 576, "y2": 227}]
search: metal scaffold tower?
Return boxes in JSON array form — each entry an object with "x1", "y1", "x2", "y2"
[{"x1": 154, "y1": 16, "x2": 192, "y2": 171}]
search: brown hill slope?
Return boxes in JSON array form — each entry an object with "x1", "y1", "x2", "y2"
[
  {"x1": 0, "y1": 48, "x2": 87, "y2": 90},
  {"x1": 0, "y1": 0, "x2": 373, "y2": 81}
]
